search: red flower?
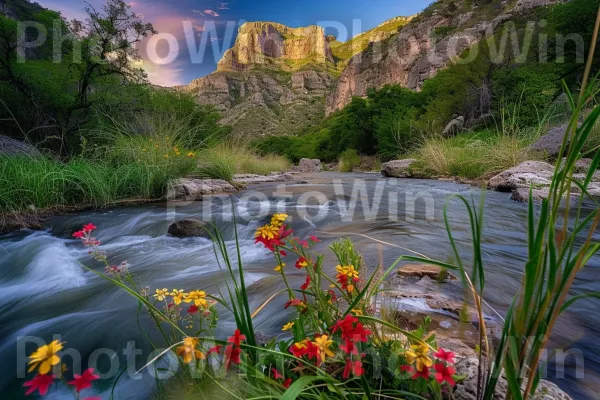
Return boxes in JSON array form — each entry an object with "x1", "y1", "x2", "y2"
[
  {"x1": 72, "y1": 231, "x2": 85, "y2": 238},
  {"x1": 351, "y1": 323, "x2": 371, "y2": 343},
  {"x1": 68, "y1": 368, "x2": 99, "y2": 392},
  {"x1": 434, "y1": 348, "x2": 456, "y2": 364},
  {"x1": 187, "y1": 305, "x2": 199, "y2": 314},
  {"x1": 339, "y1": 338, "x2": 357, "y2": 355},
  {"x1": 290, "y1": 342, "x2": 308, "y2": 358},
  {"x1": 295, "y1": 257, "x2": 310, "y2": 269},
  {"x1": 343, "y1": 359, "x2": 364, "y2": 379},
  {"x1": 304, "y1": 340, "x2": 319, "y2": 362},
  {"x1": 83, "y1": 223, "x2": 97, "y2": 232},
  {"x1": 283, "y1": 378, "x2": 292, "y2": 388},
  {"x1": 227, "y1": 329, "x2": 246, "y2": 347},
  {"x1": 224, "y1": 345, "x2": 242, "y2": 371},
  {"x1": 207, "y1": 345, "x2": 222, "y2": 355},
  {"x1": 400, "y1": 365, "x2": 414, "y2": 373},
  {"x1": 434, "y1": 363, "x2": 456, "y2": 386},
  {"x1": 23, "y1": 374, "x2": 54, "y2": 396},
  {"x1": 331, "y1": 315, "x2": 358, "y2": 335},
  {"x1": 271, "y1": 367, "x2": 284, "y2": 380},
  {"x1": 411, "y1": 365, "x2": 431, "y2": 380},
  {"x1": 309, "y1": 235, "x2": 321, "y2": 243},
  {"x1": 284, "y1": 299, "x2": 306, "y2": 310},
  {"x1": 300, "y1": 275, "x2": 311, "y2": 291}
]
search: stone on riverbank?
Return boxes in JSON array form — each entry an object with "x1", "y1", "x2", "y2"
[
  {"x1": 168, "y1": 220, "x2": 210, "y2": 238},
  {"x1": 381, "y1": 159, "x2": 417, "y2": 178},
  {"x1": 488, "y1": 161, "x2": 556, "y2": 192},
  {"x1": 232, "y1": 173, "x2": 298, "y2": 184},
  {"x1": 529, "y1": 123, "x2": 571, "y2": 159},
  {"x1": 292, "y1": 158, "x2": 323, "y2": 173},
  {"x1": 168, "y1": 179, "x2": 237, "y2": 201}
]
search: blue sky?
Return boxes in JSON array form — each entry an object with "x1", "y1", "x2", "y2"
[{"x1": 38, "y1": 0, "x2": 431, "y2": 86}]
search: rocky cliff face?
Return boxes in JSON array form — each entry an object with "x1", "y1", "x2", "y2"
[
  {"x1": 325, "y1": 0, "x2": 567, "y2": 115},
  {"x1": 217, "y1": 22, "x2": 334, "y2": 72}
]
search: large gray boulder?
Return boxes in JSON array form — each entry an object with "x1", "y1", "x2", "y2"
[
  {"x1": 488, "y1": 161, "x2": 555, "y2": 192},
  {"x1": 529, "y1": 124, "x2": 571, "y2": 158},
  {"x1": 167, "y1": 179, "x2": 236, "y2": 201},
  {"x1": 295, "y1": 158, "x2": 323, "y2": 173},
  {"x1": 381, "y1": 159, "x2": 417, "y2": 178},
  {"x1": 168, "y1": 220, "x2": 210, "y2": 238},
  {"x1": 0, "y1": 135, "x2": 40, "y2": 157}
]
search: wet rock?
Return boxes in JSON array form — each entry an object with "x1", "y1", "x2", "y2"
[
  {"x1": 442, "y1": 116, "x2": 465, "y2": 136},
  {"x1": 398, "y1": 263, "x2": 457, "y2": 281},
  {"x1": 381, "y1": 159, "x2": 418, "y2": 178},
  {"x1": 488, "y1": 161, "x2": 555, "y2": 192},
  {"x1": 167, "y1": 179, "x2": 237, "y2": 201},
  {"x1": 168, "y1": 220, "x2": 210, "y2": 238},
  {"x1": 453, "y1": 355, "x2": 572, "y2": 400},
  {"x1": 559, "y1": 157, "x2": 595, "y2": 174},
  {"x1": 510, "y1": 187, "x2": 550, "y2": 203},
  {"x1": 0, "y1": 135, "x2": 41, "y2": 157},
  {"x1": 233, "y1": 173, "x2": 296, "y2": 184}
]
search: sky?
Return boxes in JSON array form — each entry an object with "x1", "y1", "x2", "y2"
[{"x1": 38, "y1": 0, "x2": 431, "y2": 86}]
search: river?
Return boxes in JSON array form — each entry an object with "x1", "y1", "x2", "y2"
[{"x1": 0, "y1": 173, "x2": 598, "y2": 399}]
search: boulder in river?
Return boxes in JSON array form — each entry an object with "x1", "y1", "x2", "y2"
[
  {"x1": 488, "y1": 161, "x2": 555, "y2": 192},
  {"x1": 168, "y1": 179, "x2": 237, "y2": 201},
  {"x1": 397, "y1": 263, "x2": 457, "y2": 281},
  {"x1": 168, "y1": 220, "x2": 210, "y2": 238},
  {"x1": 381, "y1": 159, "x2": 418, "y2": 178}
]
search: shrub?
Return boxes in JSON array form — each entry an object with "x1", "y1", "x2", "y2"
[{"x1": 338, "y1": 149, "x2": 361, "y2": 172}]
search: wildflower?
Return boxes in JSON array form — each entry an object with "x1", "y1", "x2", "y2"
[
  {"x1": 434, "y1": 363, "x2": 456, "y2": 386},
  {"x1": 336, "y1": 265, "x2": 360, "y2": 292},
  {"x1": 351, "y1": 309, "x2": 363, "y2": 316},
  {"x1": 405, "y1": 342, "x2": 433, "y2": 372},
  {"x1": 255, "y1": 224, "x2": 280, "y2": 241},
  {"x1": 175, "y1": 151, "x2": 181, "y2": 156},
  {"x1": 343, "y1": 359, "x2": 364, "y2": 379},
  {"x1": 284, "y1": 299, "x2": 307, "y2": 311},
  {"x1": 290, "y1": 340, "x2": 309, "y2": 358},
  {"x1": 187, "y1": 305, "x2": 199, "y2": 314},
  {"x1": 282, "y1": 322, "x2": 295, "y2": 331},
  {"x1": 176, "y1": 337, "x2": 204, "y2": 363},
  {"x1": 153, "y1": 288, "x2": 169, "y2": 302},
  {"x1": 170, "y1": 289, "x2": 187, "y2": 305},
  {"x1": 434, "y1": 348, "x2": 456, "y2": 364},
  {"x1": 72, "y1": 231, "x2": 85, "y2": 239},
  {"x1": 339, "y1": 339, "x2": 357, "y2": 355},
  {"x1": 400, "y1": 365, "x2": 414, "y2": 373},
  {"x1": 313, "y1": 335, "x2": 334, "y2": 363},
  {"x1": 412, "y1": 365, "x2": 431, "y2": 380},
  {"x1": 68, "y1": 368, "x2": 99, "y2": 392},
  {"x1": 283, "y1": 378, "x2": 292, "y2": 388},
  {"x1": 270, "y1": 213, "x2": 288, "y2": 227},
  {"x1": 28, "y1": 340, "x2": 63, "y2": 375},
  {"x1": 227, "y1": 329, "x2": 246, "y2": 346},
  {"x1": 207, "y1": 345, "x2": 222, "y2": 355},
  {"x1": 274, "y1": 263, "x2": 285, "y2": 272},
  {"x1": 331, "y1": 315, "x2": 358, "y2": 336},
  {"x1": 224, "y1": 345, "x2": 242, "y2": 371},
  {"x1": 184, "y1": 290, "x2": 208, "y2": 308},
  {"x1": 23, "y1": 374, "x2": 54, "y2": 396},
  {"x1": 300, "y1": 275, "x2": 311, "y2": 291},
  {"x1": 309, "y1": 235, "x2": 321, "y2": 243},
  {"x1": 271, "y1": 367, "x2": 284, "y2": 380},
  {"x1": 142, "y1": 148, "x2": 147, "y2": 152},
  {"x1": 295, "y1": 257, "x2": 309, "y2": 269},
  {"x1": 187, "y1": 152, "x2": 196, "y2": 158},
  {"x1": 163, "y1": 154, "x2": 169, "y2": 159},
  {"x1": 83, "y1": 223, "x2": 97, "y2": 232}
]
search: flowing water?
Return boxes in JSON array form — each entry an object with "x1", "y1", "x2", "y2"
[{"x1": 0, "y1": 172, "x2": 599, "y2": 399}]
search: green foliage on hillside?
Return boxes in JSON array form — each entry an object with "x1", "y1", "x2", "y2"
[{"x1": 254, "y1": 0, "x2": 600, "y2": 165}]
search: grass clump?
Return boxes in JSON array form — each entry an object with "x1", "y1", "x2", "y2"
[
  {"x1": 338, "y1": 149, "x2": 361, "y2": 172},
  {"x1": 413, "y1": 130, "x2": 542, "y2": 179}
]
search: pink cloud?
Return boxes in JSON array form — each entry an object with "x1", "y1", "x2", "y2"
[{"x1": 204, "y1": 9, "x2": 219, "y2": 17}]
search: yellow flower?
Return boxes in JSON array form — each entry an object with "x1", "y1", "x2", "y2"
[
  {"x1": 176, "y1": 337, "x2": 204, "y2": 364},
  {"x1": 187, "y1": 152, "x2": 196, "y2": 158},
  {"x1": 351, "y1": 308, "x2": 363, "y2": 316},
  {"x1": 175, "y1": 151, "x2": 181, "y2": 156},
  {"x1": 173, "y1": 147, "x2": 179, "y2": 152},
  {"x1": 170, "y1": 289, "x2": 188, "y2": 305},
  {"x1": 313, "y1": 335, "x2": 335, "y2": 363},
  {"x1": 270, "y1": 213, "x2": 288, "y2": 227},
  {"x1": 185, "y1": 290, "x2": 208, "y2": 307},
  {"x1": 255, "y1": 224, "x2": 280, "y2": 240},
  {"x1": 166, "y1": 137, "x2": 170, "y2": 140},
  {"x1": 28, "y1": 340, "x2": 64, "y2": 374},
  {"x1": 154, "y1": 288, "x2": 169, "y2": 301},
  {"x1": 336, "y1": 265, "x2": 359, "y2": 280},
  {"x1": 155, "y1": 144, "x2": 159, "y2": 148},
  {"x1": 282, "y1": 322, "x2": 295, "y2": 331},
  {"x1": 163, "y1": 154, "x2": 169, "y2": 159},
  {"x1": 404, "y1": 342, "x2": 432, "y2": 372},
  {"x1": 347, "y1": 284, "x2": 355, "y2": 293},
  {"x1": 274, "y1": 263, "x2": 285, "y2": 272}
]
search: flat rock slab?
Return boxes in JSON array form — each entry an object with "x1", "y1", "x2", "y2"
[
  {"x1": 397, "y1": 263, "x2": 457, "y2": 281},
  {"x1": 168, "y1": 178, "x2": 237, "y2": 201},
  {"x1": 233, "y1": 173, "x2": 296, "y2": 184},
  {"x1": 381, "y1": 159, "x2": 418, "y2": 178}
]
